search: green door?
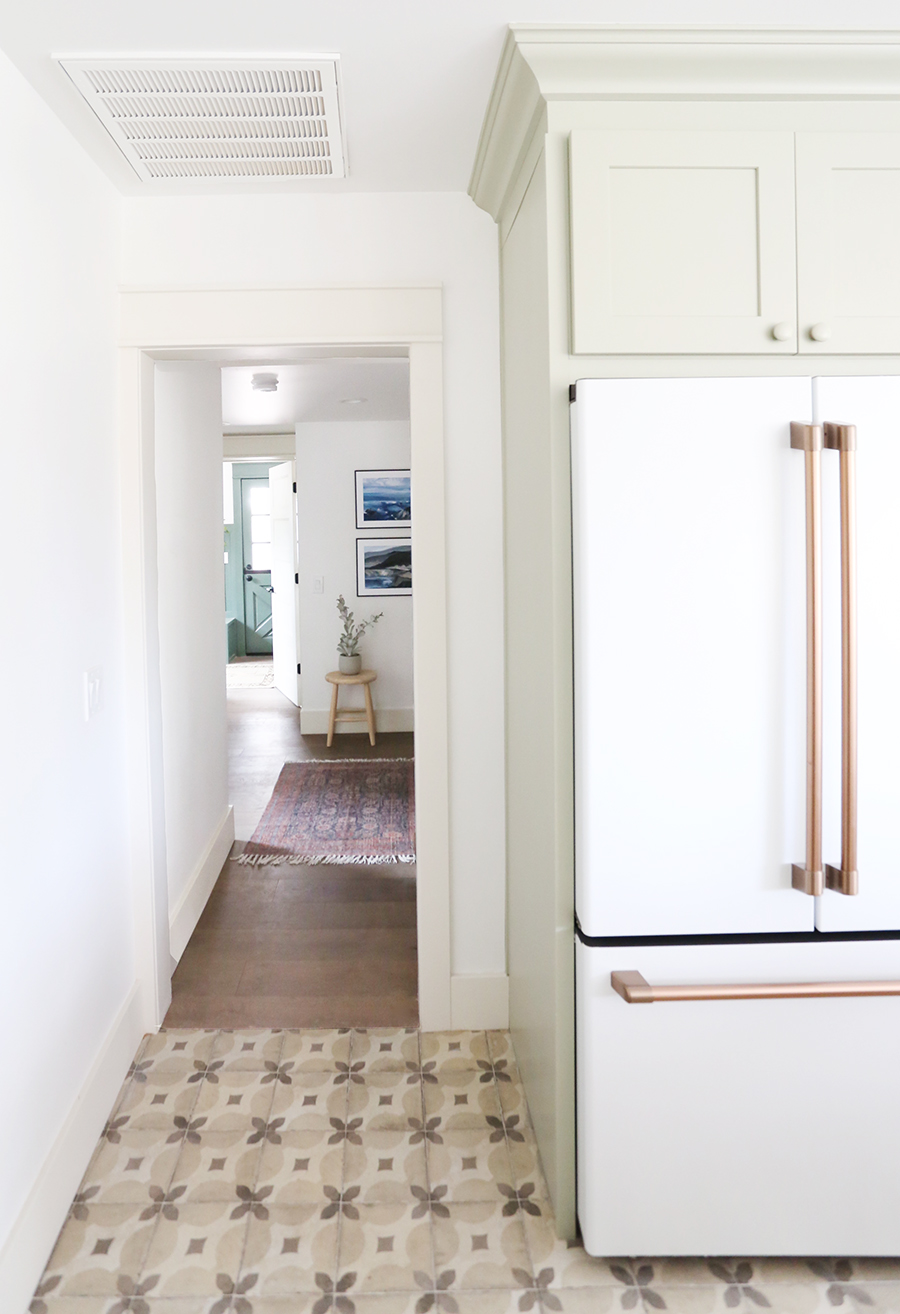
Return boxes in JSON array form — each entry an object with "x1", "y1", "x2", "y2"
[{"x1": 241, "y1": 477, "x2": 274, "y2": 655}]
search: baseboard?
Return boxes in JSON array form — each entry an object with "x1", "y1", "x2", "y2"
[
  {"x1": 300, "y1": 707, "x2": 414, "y2": 735},
  {"x1": 169, "y1": 805, "x2": 234, "y2": 962},
  {"x1": 1, "y1": 985, "x2": 144, "y2": 1314},
  {"x1": 451, "y1": 973, "x2": 510, "y2": 1029}
]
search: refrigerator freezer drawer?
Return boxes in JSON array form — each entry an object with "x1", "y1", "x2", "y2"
[{"x1": 577, "y1": 938, "x2": 900, "y2": 1256}]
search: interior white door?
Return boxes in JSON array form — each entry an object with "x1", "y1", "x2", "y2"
[
  {"x1": 573, "y1": 377, "x2": 815, "y2": 937},
  {"x1": 816, "y1": 376, "x2": 900, "y2": 932},
  {"x1": 269, "y1": 461, "x2": 300, "y2": 707}
]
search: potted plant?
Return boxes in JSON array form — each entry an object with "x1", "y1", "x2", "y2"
[{"x1": 336, "y1": 594, "x2": 383, "y2": 674}]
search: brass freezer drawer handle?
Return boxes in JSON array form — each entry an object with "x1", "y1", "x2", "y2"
[{"x1": 611, "y1": 971, "x2": 900, "y2": 1003}]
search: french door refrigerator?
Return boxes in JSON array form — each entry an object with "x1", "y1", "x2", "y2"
[{"x1": 572, "y1": 376, "x2": 900, "y2": 1257}]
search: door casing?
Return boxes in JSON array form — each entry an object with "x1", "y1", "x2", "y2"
[{"x1": 118, "y1": 287, "x2": 451, "y2": 1030}]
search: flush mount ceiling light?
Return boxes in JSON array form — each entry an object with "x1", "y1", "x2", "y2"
[
  {"x1": 341, "y1": 397, "x2": 366, "y2": 405},
  {"x1": 57, "y1": 56, "x2": 346, "y2": 181},
  {"x1": 251, "y1": 372, "x2": 279, "y2": 392}
]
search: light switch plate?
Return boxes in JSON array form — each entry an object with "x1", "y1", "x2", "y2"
[{"x1": 84, "y1": 666, "x2": 103, "y2": 721}]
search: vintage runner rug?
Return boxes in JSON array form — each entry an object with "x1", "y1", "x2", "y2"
[{"x1": 236, "y1": 758, "x2": 415, "y2": 865}]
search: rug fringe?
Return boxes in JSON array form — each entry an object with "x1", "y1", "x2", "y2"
[
  {"x1": 232, "y1": 852, "x2": 416, "y2": 867},
  {"x1": 285, "y1": 758, "x2": 414, "y2": 764}
]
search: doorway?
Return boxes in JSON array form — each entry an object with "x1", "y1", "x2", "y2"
[
  {"x1": 119, "y1": 292, "x2": 449, "y2": 1033},
  {"x1": 225, "y1": 462, "x2": 278, "y2": 661}
]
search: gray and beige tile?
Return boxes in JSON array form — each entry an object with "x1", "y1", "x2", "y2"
[{"x1": 30, "y1": 1028, "x2": 900, "y2": 1314}]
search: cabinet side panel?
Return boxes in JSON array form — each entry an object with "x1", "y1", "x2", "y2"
[{"x1": 501, "y1": 150, "x2": 576, "y2": 1237}]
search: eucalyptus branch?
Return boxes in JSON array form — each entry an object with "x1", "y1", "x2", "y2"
[{"x1": 336, "y1": 594, "x2": 383, "y2": 656}]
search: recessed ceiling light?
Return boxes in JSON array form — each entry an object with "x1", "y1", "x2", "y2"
[
  {"x1": 341, "y1": 397, "x2": 366, "y2": 405},
  {"x1": 252, "y1": 372, "x2": 279, "y2": 392}
]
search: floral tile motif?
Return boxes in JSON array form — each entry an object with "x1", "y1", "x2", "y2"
[
  {"x1": 242, "y1": 1205, "x2": 340, "y2": 1295},
  {"x1": 422, "y1": 1078, "x2": 503, "y2": 1122},
  {"x1": 338, "y1": 1202, "x2": 435, "y2": 1293},
  {"x1": 171, "y1": 1133, "x2": 266, "y2": 1201},
  {"x1": 348, "y1": 1080, "x2": 426, "y2": 1126},
  {"x1": 78, "y1": 1135, "x2": 182, "y2": 1206},
  {"x1": 256, "y1": 1135, "x2": 345, "y2": 1204},
  {"x1": 281, "y1": 1029, "x2": 354, "y2": 1070},
  {"x1": 419, "y1": 1032, "x2": 492, "y2": 1070},
  {"x1": 141, "y1": 1030, "x2": 219, "y2": 1071},
  {"x1": 35, "y1": 1297, "x2": 142, "y2": 1314},
  {"x1": 112, "y1": 1074, "x2": 202, "y2": 1123},
  {"x1": 351, "y1": 1029, "x2": 420, "y2": 1072},
  {"x1": 43, "y1": 1205, "x2": 156, "y2": 1297},
  {"x1": 211, "y1": 1029, "x2": 286, "y2": 1071},
  {"x1": 344, "y1": 1136, "x2": 429, "y2": 1203},
  {"x1": 267, "y1": 1071, "x2": 352, "y2": 1120},
  {"x1": 425, "y1": 1130, "x2": 515, "y2": 1205},
  {"x1": 189, "y1": 1072, "x2": 280, "y2": 1126},
  {"x1": 30, "y1": 1028, "x2": 900, "y2": 1314},
  {"x1": 140, "y1": 1201, "x2": 249, "y2": 1296},
  {"x1": 432, "y1": 1203, "x2": 532, "y2": 1290}
]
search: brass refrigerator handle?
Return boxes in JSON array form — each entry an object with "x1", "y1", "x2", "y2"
[
  {"x1": 790, "y1": 422, "x2": 824, "y2": 897},
  {"x1": 611, "y1": 971, "x2": 900, "y2": 1003},
  {"x1": 824, "y1": 423, "x2": 859, "y2": 897}
]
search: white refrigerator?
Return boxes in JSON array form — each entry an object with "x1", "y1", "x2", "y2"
[{"x1": 572, "y1": 376, "x2": 900, "y2": 1257}]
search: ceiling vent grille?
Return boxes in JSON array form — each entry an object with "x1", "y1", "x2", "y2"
[{"x1": 58, "y1": 57, "x2": 346, "y2": 181}]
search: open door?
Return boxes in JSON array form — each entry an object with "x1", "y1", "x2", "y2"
[{"x1": 269, "y1": 461, "x2": 300, "y2": 706}]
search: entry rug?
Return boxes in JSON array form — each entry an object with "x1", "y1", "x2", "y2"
[
  {"x1": 226, "y1": 659, "x2": 274, "y2": 688},
  {"x1": 235, "y1": 758, "x2": 415, "y2": 865}
]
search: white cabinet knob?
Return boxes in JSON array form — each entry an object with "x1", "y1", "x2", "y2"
[
  {"x1": 771, "y1": 322, "x2": 793, "y2": 341},
  {"x1": 809, "y1": 323, "x2": 831, "y2": 342}
]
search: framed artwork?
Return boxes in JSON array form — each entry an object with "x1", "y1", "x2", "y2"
[
  {"x1": 355, "y1": 469, "x2": 411, "y2": 529},
  {"x1": 357, "y1": 537, "x2": 412, "y2": 596}
]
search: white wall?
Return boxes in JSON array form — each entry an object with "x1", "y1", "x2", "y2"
[
  {"x1": 0, "y1": 47, "x2": 143, "y2": 1310},
  {"x1": 120, "y1": 193, "x2": 506, "y2": 981},
  {"x1": 297, "y1": 420, "x2": 413, "y2": 733},
  {"x1": 154, "y1": 363, "x2": 232, "y2": 948}
]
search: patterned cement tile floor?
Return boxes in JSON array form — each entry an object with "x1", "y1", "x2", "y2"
[{"x1": 31, "y1": 1029, "x2": 900, "y2": 1314}]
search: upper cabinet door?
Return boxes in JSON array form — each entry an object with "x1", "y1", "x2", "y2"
[
  {"x1": 797, "y1": 134, "x2": 900, "y2": 354},
  {"x1": 569, "y1": 131, "x2": 798, "y2": 355}
]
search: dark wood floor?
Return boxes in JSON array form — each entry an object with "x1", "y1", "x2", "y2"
[{"x1": 163, "y1": 676, "x2": 417, "y2": 1028}]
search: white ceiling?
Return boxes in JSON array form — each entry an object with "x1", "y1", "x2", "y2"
[
  {"x1": 221, "y1": 358, "x2": 409, "y2": 431},
  {"x1": 3, "y1": 0, "x2": 899, "y2": 195}
]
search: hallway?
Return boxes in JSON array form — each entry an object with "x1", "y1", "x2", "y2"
[{"x1": 164, "y1": 678, "x2": 417, "y2": 1029}]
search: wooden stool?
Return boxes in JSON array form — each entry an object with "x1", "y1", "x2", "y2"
[{"x1": 325, "y1": 669, "x2": 377, "y2": 747}]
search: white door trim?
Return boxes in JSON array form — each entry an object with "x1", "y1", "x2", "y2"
[{"x1": 118, "y1": 285, "x2": 452, "y2": 1031}]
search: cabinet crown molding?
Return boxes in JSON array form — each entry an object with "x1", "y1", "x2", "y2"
[{"x1": 470, "y1": 26, "x2": 900, "y2": 221}]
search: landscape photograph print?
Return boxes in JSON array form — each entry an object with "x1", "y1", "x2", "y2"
[
  {"x1": 355, "y1": 469, "x2": 412, "y2": 529},
  {"x1": 357, "y1": 537, "x2": 412, "y2": 596}
]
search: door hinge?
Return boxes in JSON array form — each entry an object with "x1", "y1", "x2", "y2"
[
  {"x1": 295, "y1": 572, "x2": 299, "y2": 584},
  {"x1": 297, "y1": 663, "x2": 301, "y2": 675},
  {"x1": 293, "y1": 481, "x2": 297, "y2": 493}
]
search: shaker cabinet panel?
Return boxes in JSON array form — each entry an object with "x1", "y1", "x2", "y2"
[
  {"x1": 569, "y1": 130, "x2": 797, "y2": 355},
  {"x1": 797, "y1": 133, "x2": 900, "y2": 354}
]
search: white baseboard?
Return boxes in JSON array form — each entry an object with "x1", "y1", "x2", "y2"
[
  {"x1": 1, "y1": 985, "x2": 144, "y2": 1314},
  {"x1": 451, "y1": 973, "x2": 510, "y2": 1029},
  {"x1": 299, "y1": 707, "x2": 414, "y2": 736},
  {"x1": 169, "y1": 805, "x2": 234, "y2": 962}
]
